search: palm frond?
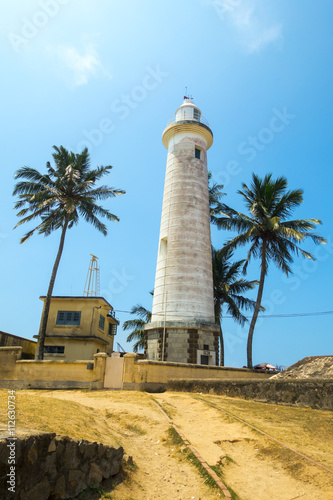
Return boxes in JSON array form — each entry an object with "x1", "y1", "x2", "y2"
[{"x1": 13, "y1": 145, "x2": 125, "y2": 244}]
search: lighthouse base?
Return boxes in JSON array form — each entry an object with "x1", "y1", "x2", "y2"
[{"x1": 144, "y1": 321, "x2": 220, "y2": 365}]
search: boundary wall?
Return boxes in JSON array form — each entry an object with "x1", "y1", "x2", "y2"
[
  {"x1": 0, "y1": 347, "x2": 106, "y2": 389},
  {"x1": 167, "y1": 378, "x2": 333, "y2": 410},
  {"x1": 122, "y1": 353, "x2": 272, "y2": 391}
]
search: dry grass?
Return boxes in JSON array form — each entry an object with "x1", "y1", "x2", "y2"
[
  {"x1": 0, "y1": 390, "x2": 120, "y2": 446},
  {"x1": 203, "y1": 395, "x2": 333, "y2": 469},
  {"x1": 1, "y1": 390, "x2": 332, "y2": 499}
]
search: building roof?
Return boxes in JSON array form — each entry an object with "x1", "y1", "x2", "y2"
[
  {"x1": 39, "y1": 295, "x2": 114, "y2": 310},
  {"x1": 34, "y1": 334, "x2": 110, "y2": 344},
  {"x1": 0, "y1": 330, "x2": 37, "y2": 344}
]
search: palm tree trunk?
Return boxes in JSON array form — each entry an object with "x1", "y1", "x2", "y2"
[
  {"x1": 219, "y1": 322, "x2": 224, "y2": 366},
  {"x1": 36, "y1": 215, "x2": 70, "y2": 360},
  {"x1": 247, "y1": 240, "x2": 267, "y2": 368}
]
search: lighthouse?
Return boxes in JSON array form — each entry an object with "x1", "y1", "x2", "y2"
[{"x1": 145, "y1": 98, "x2": 219, "y2": 365}]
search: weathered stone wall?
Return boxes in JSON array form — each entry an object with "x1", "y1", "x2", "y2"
[
  {"x1": 0, "y1": 432, "x2": 123, "y2": 500},
  {"x1": 145, "y1": 321, "x2": 220, "y2": 365},
  {"x1": 167, "y1": 378, "x2": 333, "y2": 410}
]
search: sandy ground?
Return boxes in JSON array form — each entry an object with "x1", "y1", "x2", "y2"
[
  {"x1": 155, "y1": 393, "x2": 333, "y2": 500},
  {"x1": 26, "y1": 391, "x2": 333, "y2": 499},
  {"x1": 40, "y1": 390, "x2": 223, "y2": 500}
]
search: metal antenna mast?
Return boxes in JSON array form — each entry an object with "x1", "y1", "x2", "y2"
[{"x1": 83, "y1": 254, "x2": 100, "y2": 296}]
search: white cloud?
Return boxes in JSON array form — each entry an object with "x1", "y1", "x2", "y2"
[
  {"x1": 50, "y1": 43, "x2": 112, "y2": 88},
  {"x1": 247, "y1": 24, "x2": 282, "y2": 53},
  {"x1": 229, "y1": 5, "x2": 255, "y2": 28},
  {"x1": 206, "y1": 0, "x2": 283, "y2": 53}
]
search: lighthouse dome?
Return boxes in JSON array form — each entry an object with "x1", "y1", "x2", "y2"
[{"x1": 175, "y1": 99, "x2": 202, "y2": 123}]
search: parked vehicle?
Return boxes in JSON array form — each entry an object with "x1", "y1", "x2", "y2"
[{"x1": 253, "y1": 363, "x2": 276, "y2": 370}]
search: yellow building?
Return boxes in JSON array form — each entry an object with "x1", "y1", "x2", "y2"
[{"x1": 35, "y1": 296, "x2": 119, "y2": 360}]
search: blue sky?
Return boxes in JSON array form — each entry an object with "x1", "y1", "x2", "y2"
[{"x1": 1, "y1": 0, "x2": 332, "y2": 368}]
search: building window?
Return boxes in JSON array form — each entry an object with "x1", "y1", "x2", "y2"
[
  {"x1": 44, "y1": 346, "x2": 65, "y2": 354},
  {"x1": 203, "y1": 344, "x2": 209, "y2": 351},
  {"x1": 56, "y1": 311, "x2": 81, "y2": 325},
  {"x1": 108, "y1": 323, "x2": 117, "y2": 336},
  {"x1": 195, "y1": 147, "x2": 201, "y2": 159},
  {"x1": 99, "y1": 314, "x2": 105, "y2": 331},
  {"x1": 201, "y1": 355, "x2": 209, "y2": 365}
]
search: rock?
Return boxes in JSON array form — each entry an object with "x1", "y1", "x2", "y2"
[
  {"x1": 20, "y1": 479, "x2": 51, "y2": 500},
  {"x1": 99, "y1": 458, "x2": 112, "y2": 478},
  {"x1": 52, "y1": 474, "x2": 66, "y2": 497},
  {"x1": 98, "y1": 443, "x2": 107, "y2": 456},
  {"x1": 79, "y1": 440, "x2": 97, "y2": 461},
  {"x1": 64, "y1": 441, "x2": 80, "y2": 469},
  {"x1": 0, "y1": 433, "x2": 124, "y2": 499},
  {"x1": 88, "y1": 462, "x2": 104, "y2": 485},
  {"x1": 66, "y1": 469, "x2": 86, "y2": 498},
  {"x1": 48, "y1": 438, "x2": 57, "y2": 453},
  {"x1": 43, "y1": 452, "x2": 57, "y2": 479}
]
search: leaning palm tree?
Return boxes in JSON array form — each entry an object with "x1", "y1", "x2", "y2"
[
  {"x1": 13, "y1": 145, "x2": 125, "y2": 360},
  {"x1": 123, "y1": 303, "x2": 152, "y2": 353},
  {"x1": 217, "y1": 173, "x2": 326, "y2": 368},
  {"x1": 212, "y1": 247, "x2": 259, "y2": 366}
]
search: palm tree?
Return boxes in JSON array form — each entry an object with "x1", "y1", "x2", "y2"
[
  {"x1": 123, "y1": 302, "x2": 152, "y2": 353},
  {"x1": 217, "y1": 173, "x2": 326, "y2": 368},
  {"x1": 212, "y1": 247, "x2": 259, "y2": 366},
  {"x1": 13, "y1": 145, "x2": 125, "y2": 360},
  {"x1": 208, "y1": 172, "x2": 225, "y2": 225}
]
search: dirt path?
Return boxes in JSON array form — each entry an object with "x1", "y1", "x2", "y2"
[
  {"x1": 41, "y1": 390, "x2": 223, "y2": 499},
  {"x1": 154, "y1": 393, "x2": 333, "y2": 500},
  {"x1": 21, "y1": 390, "x2": 333, "y2": 499}
]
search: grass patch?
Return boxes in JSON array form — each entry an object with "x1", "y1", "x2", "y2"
[
  {"x1": 167, "y1": 426, "x2": 185, "y2": 446},
  {"x1": 104, "y1": 410, "x2": 147, "y2": 436},
  {"x1": 165, "y1": 426, "x2": 236, "y2": 498},
  {"x1": 124, "y1": 423, "x2": 146, "y2": 435},
  {"x1": 0, "y1": 391, "x2": 120, "y2": 446},
  {"x1": 186, "y1": 450, "x2": 219, "y2": 489},
  {"x1": 151, "y1": 397, "x2": 175, "y2": 419},
  {"x1": 255, "y1": 442, "x2": 306, "y2": 478},
  {"x1": 210, "y1": 465, "x2": 238, "y2": 500}
]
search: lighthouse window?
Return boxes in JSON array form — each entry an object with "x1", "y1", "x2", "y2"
[
  {"x1": 193, "y1": 109, "x2": 201, "y2": 121},
  {"x1": 159, "y1": 237, "x2": 167, "y2": 258},
  {"x1": 195, "y1": 148, "x2": 201, "y2": 159}
]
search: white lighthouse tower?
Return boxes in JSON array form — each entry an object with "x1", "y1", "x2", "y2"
[{"x1": 145, "y1": 98, "x2": 219, "y2": 365}]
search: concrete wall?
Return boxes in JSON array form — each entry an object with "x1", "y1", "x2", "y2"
[
  {"x1": 167, "y1": 378, "x2": 333, "y2": 410},
  {"x1": 122, "y1": 353, "x2": 272, "y2": 392},
  {"x1": 0, "y1": 348, "x2": 107, "y2": 389},
  {"x1": 0, "y1": 347, "x2": 22, "y2": 378}
]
